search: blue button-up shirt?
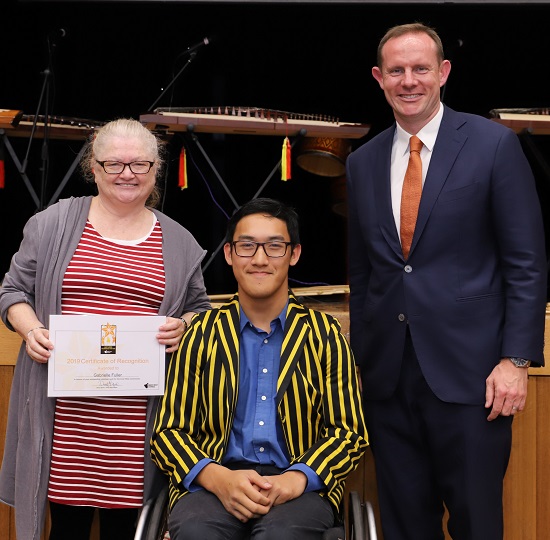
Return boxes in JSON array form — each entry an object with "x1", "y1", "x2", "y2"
[
  {"x1": 184, "y1": 305, "x2": 323, "y2": 493},
  {"x1": 224, "y1": 308, "x2": 288, "y2": 466}
]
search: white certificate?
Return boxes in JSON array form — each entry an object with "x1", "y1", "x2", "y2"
[{"x1": 47, "y1": 314, "x2": 166, "y2": 397}]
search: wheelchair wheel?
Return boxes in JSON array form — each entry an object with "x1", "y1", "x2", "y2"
[
  {"x1": 347, "y1": 491, "x2": 378, "y2": 540},
  {"x1": 348, "y1": 491, "x2": 366, "y2": 540},
  {"x1": 364, "y1": 500, "x2": 378, "y2": 540},
  {"x1": 144, "y1": 485, "x2": 170, "y2": 540},
  {"x1": 134, "y1": 486, "x2": 168, "y2": 540}
]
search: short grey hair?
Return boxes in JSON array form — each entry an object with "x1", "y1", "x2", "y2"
[{"x1": 81, "y1": 118, "x2": 165, "y2": 208}]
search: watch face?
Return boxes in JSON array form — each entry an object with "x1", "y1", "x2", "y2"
[{"x1": 509, "y1": 357, "x2": 530, "y2": 367}]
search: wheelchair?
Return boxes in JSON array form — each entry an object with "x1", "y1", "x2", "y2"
[{"x1": 134, "y1": 485, "x2": 378, "y2": 540}]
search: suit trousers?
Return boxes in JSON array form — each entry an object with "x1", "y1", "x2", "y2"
[{"x1": 364, "y1": 330, "x2": 512, "y2": 540}]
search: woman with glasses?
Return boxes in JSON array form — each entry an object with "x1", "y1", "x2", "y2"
[{"x1": 0, "y1": 118, "x2": 210, "y2": 540}]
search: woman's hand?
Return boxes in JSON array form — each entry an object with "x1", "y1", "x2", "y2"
[
  {"x1": 26, "y1": 326, "x2": 53, "y2": 364},
  {"x1": 157, "y1": 313, "x2": 193, "y2": 353},
  {"x1": 7, "y1": 303, "x2": 53, "y2": 363}
]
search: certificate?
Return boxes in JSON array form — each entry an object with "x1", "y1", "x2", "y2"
[{"x1": 47, "y1": 314, "x2": 167, "y2": 397}]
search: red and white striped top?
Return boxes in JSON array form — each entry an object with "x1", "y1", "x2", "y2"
[{"x1": 48, "y1": 219, "x2": 165, "y2": 508}]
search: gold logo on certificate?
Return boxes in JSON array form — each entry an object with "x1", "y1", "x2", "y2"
[{"x1": 101, "y1": 323, "x2": 117, "y2": 354}]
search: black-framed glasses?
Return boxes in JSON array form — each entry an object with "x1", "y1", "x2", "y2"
[
  {"x1": 232, "y1": 241, "x2": 293, "y2": 258},
  {"x1": 95, "y1": 160, "x2": 155, "y2": 174}
]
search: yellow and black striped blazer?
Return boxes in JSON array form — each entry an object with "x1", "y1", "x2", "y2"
[{"x1": 151, "y1": 293, "x2": 368, "y2": 512}]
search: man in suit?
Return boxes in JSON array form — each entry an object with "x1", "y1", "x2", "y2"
[
  {"x1": 346, "y1": 22, "x2": 547, "y2": 540},
  {"x1": 151, "y1": 198, "x2": 368, "y2": 540}
]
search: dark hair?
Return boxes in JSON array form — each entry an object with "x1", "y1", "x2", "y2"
[
  {"x1": 225, "y1": 198, "x2": 300, "y2": 246},
  {"x1": 377, "y1": 22, "x2": 445, "y2": 68}
]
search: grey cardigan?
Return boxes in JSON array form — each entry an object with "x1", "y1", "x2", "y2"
[{"x1": 0, "y1": 196, "x2": 210, "y2": 540}]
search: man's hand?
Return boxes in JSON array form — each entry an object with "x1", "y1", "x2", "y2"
[
  {"x1": 260, "y1": 470, "x2": 307, "y2": 506},
  {"x1": 485, "y1": 359, "x2": 529, "y2": 421},
  {"x1": 196, "y1": 464, "x2": 273, "y2": 522}
]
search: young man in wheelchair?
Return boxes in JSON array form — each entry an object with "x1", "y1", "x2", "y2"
[{"x1": 151, "y1": 198, "x2": 368, "y2": 539}]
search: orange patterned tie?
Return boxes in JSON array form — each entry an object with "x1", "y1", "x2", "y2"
[{"x1": 400, "y1": 135, "x2": 423, "y2": 259}]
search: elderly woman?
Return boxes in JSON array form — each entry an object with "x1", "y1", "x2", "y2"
[{"x1": 0, "y1": 118, "x2": 210, "y2": 540}]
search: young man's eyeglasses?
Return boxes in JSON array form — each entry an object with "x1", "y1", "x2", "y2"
[
  {"x1": 232, "y1": 241, "x2": 292, "y2": 258},
  {"x1": 95, "y1": 160, "x2": 155, "y2": 174}
]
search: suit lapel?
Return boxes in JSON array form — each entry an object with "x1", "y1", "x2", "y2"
[
  {"x1": 276, "y1": 295, "x2": 311, "y2": 405},
  {"x1": 214, "y1": 296, "x2": 241, "y2": 409},
  {"x1": 373, "y1": 128, "x2": 404, "y2": 258},
  {"x1": 410, "y1": 109, "x2": 468, "y2": 256}
]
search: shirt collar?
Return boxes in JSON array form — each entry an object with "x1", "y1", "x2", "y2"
[
  {"x1": 395, "y1": 102, "x2": 444, "y2": 156},
  {"x1": 239, "y1": 302, "x2": 288, "y2": 334}
]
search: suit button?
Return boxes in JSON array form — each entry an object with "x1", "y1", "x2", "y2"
[
  {"x1": 398, "y1": 314, "x2": 406, "y2": 322},
  {"x1": 404, "y1": 265, "x2": 412, "y2": 273}
]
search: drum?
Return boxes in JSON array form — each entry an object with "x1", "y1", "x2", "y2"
[{"x1": 296, "y1": 137, "x2": 351, "y2": 177}]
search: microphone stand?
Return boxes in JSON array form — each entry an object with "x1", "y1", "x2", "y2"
[
  {"x1": 148, "y1": 53, "x2": 197, "y2": 112},
  {"x1": 22, "y1": 34, "x2": 59, "y2": 210},
  {"x1": 39, "y1": 66, "x2": 52, "y2": 211}
]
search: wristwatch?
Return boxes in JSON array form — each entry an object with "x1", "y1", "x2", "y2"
[{"x1": 507, "y1": 357, "x2": 531, "y2": 368}]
